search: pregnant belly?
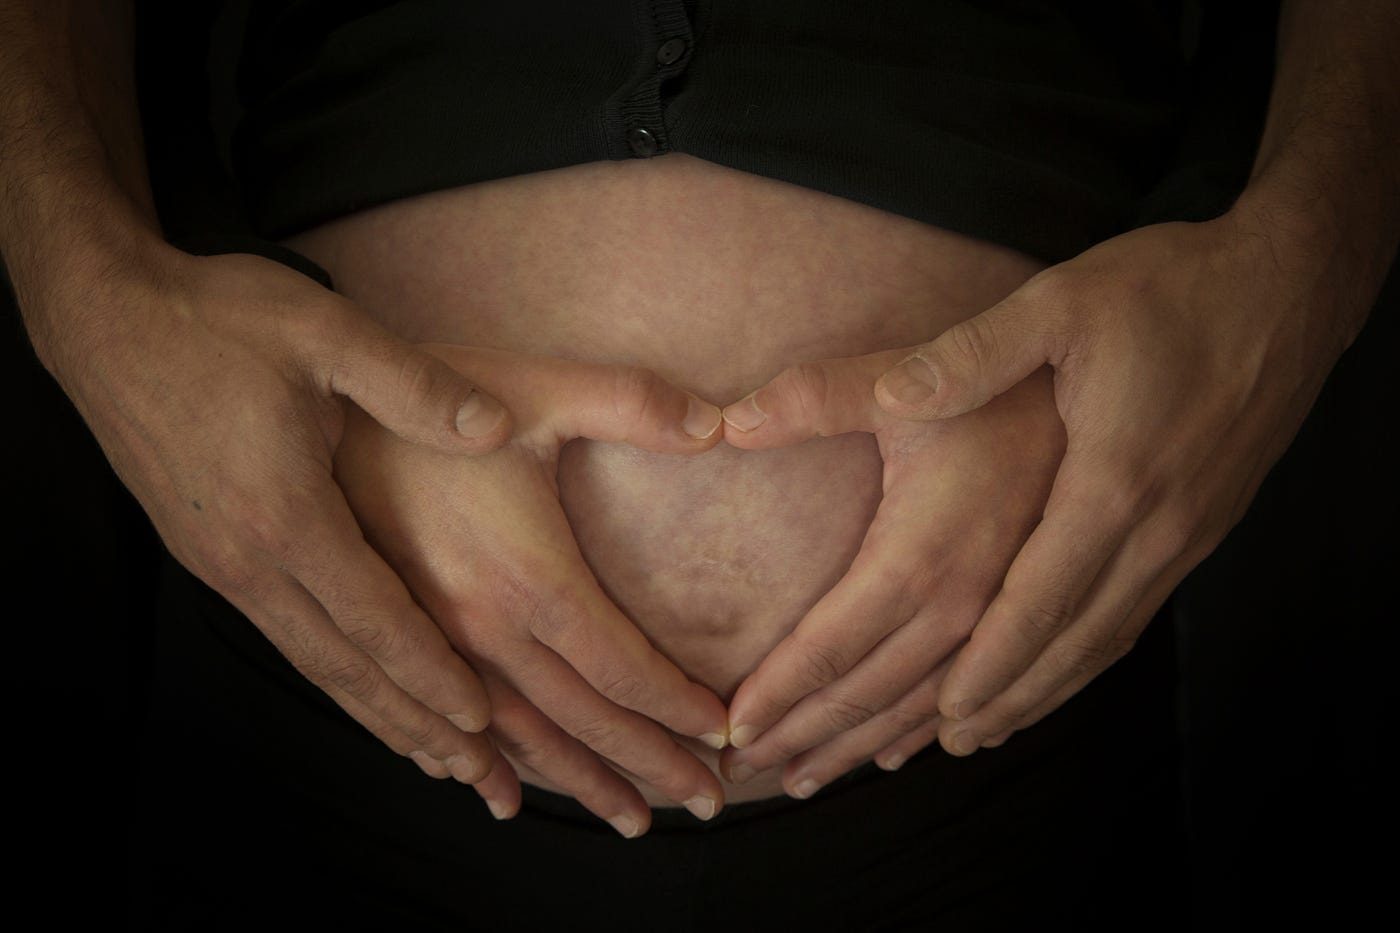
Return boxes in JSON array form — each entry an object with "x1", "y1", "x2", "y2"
[{"x1": 286, "y1": 154, "x2": 1045, "y2": 800}]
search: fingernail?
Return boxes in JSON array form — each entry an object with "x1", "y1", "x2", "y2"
[
  {"x1": 721, "y1": 395, "x2": 767, "y2": 432},
  {"x1": 608, "y1": 815, "x2": 643, "y2": 839},
  {"x1": 684, "y1": 795, "x2": 718, "y2": 821},
  {"x1": 876, "y1": 753, "x2": 906, "y2": 772},
  {"x1": 698, "y1": 731, "x2": 729, "y2": 751},
  {"x1": 951, "y1": 698, "x2": 981, "y2": 721},
  {"x1": 729, "y1": 724, "x2": 758, "y2": 749},
  {"x1": 448, "y1": 712, "x2": 487, "y2": 733},
  {"x1": 882, "y1": 357, "x2": 938, "y2": 406},
  {"x1": 485, "y1": 798, "x2": 514, "y2": 821},
  {"x1": 455, "y1": 391, "x2": 506, "y2": 438},
  {"x1": 683, "y1": 396, "x2": 722, "y2": 439},
  {"x1": 444, "y1": 755, "x2": 482, "y2": 784},
  {"x1": 727, "y1": 763, "x2": 756, "y2": 784},
  {"x1": 790, "y1": 778, "x2": 822, "y2": 800},
  {"x1": 950, "y1": 730, "x2": 981, "y2": 756}
]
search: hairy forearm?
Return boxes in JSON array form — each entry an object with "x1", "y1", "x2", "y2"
[
  {"x1": 1235, "y1": 0, "x2": 1400, "y2": 340},
  {"x1": 0, "y1": 1, "x2": 165, "y2": 372}
]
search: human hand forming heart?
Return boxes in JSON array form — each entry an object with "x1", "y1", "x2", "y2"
[{"x1": 336, "y1": 342, "x2": 1066, "y2": 833}]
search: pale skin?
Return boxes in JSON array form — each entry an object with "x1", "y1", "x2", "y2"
[
  {"x1": 5, "y1": 0, "x2": 1397, "y2": 839},
  {"x1": 284, "y1": 153, "x2": 1049, "y2": 825}
]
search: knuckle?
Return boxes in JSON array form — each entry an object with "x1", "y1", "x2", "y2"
[
  {"x1": 1001, "y1": 586, "x2": 1074, "y2": 644},
  {"x1": 396, "y1": 716, "x2": 440, "y2": 752},
  {"x1": 317, "y1": 652, "x2": 383, "y2": 700},
  {"x1": 774, "y1": 361, "x2": 831, "y2": 419},
  {"x1": 488, "y1": 730, "x2": 540, "y2": 763},
  {"x1": 820, "y1": 693, "x2": 879, "y2": 733},
  {"x1": 946, "y1": 320, "x2": 993, "y2": 364},
  {"x1": 239, "y1": 502, "x2": 300, "y2": 563},
  {"x1": 599, "y1": 673, "x2": 647, "y2": 708},
  {"x1": 796, "y1": 639, "x2": 850, "y2": 690},
  {"x1": 1044, "y1": 634, "x2": 1106, "y2": 682},
  {"x1": 395, "y1": 351, "x2": 453, "y2": 408},
  {"x1": 1150, "y1": 502, "x2": 1203, "y2": 562},
  {"x1": 612, "y1": 365, "x2": 667, "y2": 424},
  {"x1": 570, "y1": 718, "x2": 629, "y2": 760},
  {"x1": 521, "y1": 587, "x2": 581, "y2": 645},
  {"x1": 342, "y1": 614, "x2": 411, "y2": 662},
  {"x1": 886, "y1": 698, "x2": 938, "y2": 735},
  {"x1": 191, "y1": 536, "x2": 258, "y2": 594}
]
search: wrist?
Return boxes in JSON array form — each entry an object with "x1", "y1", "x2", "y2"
[
  {"x1": 9, "y1": 207, "x2": 181, "y2": 391},
  {"x1": 1222, "y1": 183, "x2": 1395, "y2": 349}
]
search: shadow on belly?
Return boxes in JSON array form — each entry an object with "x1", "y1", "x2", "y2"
[{"x1": 558, "y1": 432, "x2": 883, "y2": 699}]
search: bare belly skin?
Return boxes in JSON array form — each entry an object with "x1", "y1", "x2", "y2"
[{"x1": 286, "y1": 154, "x2": 1046, "y2": 802}]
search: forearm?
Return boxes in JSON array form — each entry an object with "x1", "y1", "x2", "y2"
[
  {"x1": 1234, "y1": 0, "x2": 1400, "y2": 341},
  {"x1": 0, "y1": 1, "x2": 166, "y2": 376}
]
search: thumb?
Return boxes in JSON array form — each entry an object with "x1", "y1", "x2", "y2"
[
  {"x1": 721, "y1": 349, "x2": 906, "y2": 449},
  {"x1": 875, "y1": 299, "x2": 1050, "y2": 420},
  {"x1": 544, "y1": 361, "x2": 724, "y2": 454},
  {"x1": 324, "y1": 313, "x2": 512, "y2": 454}
]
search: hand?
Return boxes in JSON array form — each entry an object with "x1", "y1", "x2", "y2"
[
  {"x1": 716, "y1": 351, "x2": 1064, "y2": 795},
  {"x1": 38, "y1": 248, "x2": 516, "y2": 787},
  {"x1": 335, "y1": 346, "x2": 731, "y2": 836},
  {"x1": 868, "y1": 214, "x2": 1358, "y2": 755}
]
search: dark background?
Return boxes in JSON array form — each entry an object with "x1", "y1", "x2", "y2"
[{"x1": 6, "y1": 2, "x2": 1394, "y2": 926}]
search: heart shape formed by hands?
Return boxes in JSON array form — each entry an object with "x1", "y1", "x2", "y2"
[{"x1": 336, "y1": 342, "x2": 1066, "y2": 835}]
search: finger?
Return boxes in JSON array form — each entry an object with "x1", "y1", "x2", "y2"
[
  {"x1": 875, "y1": 291, "x2": 1058, "y2": 420},
  {"x1": 321, "y1": 310, "x2": 511, "y2": 452},
  {"x1": 726, "y1": 597, "x2": 964, "y2": 774},
  {"x1": 876, "y1": 718, "x2": 946, "y2": 768},
  {"x1": 546, "y1": 361, "x2": 724, "y2": 450},
  {"x1": 418, "y1": 347, "x2": 723, "y2": 451},
  {"x1": 980, "y1": 730, "x2": 1015, "y2": 749},
  {"x1": 241, "y1": 576, "x2": 499, "y2": 783},
  {"x1": 775, "y1": 663, "x2": 950, "y2": 798},
  {"x1": 283, "y1": 485, "x2": 495, "y2": 736},
  {"x1": 471, "y1": 754, "x2": 524, "y2": 822},
  {"x1": 724, "y1": 510, "x2": 936, "y2": 750},
  {"x1": 499, "y1": 641, "x2": 724, "y2": 816},
  {"x1": 481, "y1": 676, "x2": 657, "y2": 838},
  {"x1": 721, "y1": 350, "x2": 908, "y2": 447},
  {"x1": 520, "y1": 566, "x2": 729, "y2": 747},
  {"x1": 937, "y1": 452, "x2": 1131, "y2": 727},
  {"x1": 948, "y1": 543, "x2": 1185, "y2": 753}
]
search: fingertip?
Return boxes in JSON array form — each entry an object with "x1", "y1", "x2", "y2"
[
  {"x1": 607, "y1": 812, "x2": 650, "y2": 839},
  {"x1": 722, "y1": 758, "x2": 757, "y2": 785},
  {"x1": 484, "y1": 797, "x2": 517, "y2": 821},
  {"x1": 454, "y1": 390, "x2": 512, "y2": 451},
  {"x1": 721, "y1": 393, "x2": 768, "y2": 435},
  {"x1": 728, "y1": 723, "x2": 759, "y2": 750},
  {"x1": 942, "y1": 727, "x2": 982, "y2": 758},
  {"x1": 445, "y1": 753, "x2": 492, "y2": 785},
  {"x1": 981, "y1": 730, "x2": 1013, "y2": 749},
  {"x1": 698, "y1": 730, "x2": 729, "y2": 751},
  {"x1": 679, "y1": 394, "x2": 722, "y2": 440},
  {"x1": 447, "y1": 709, "x2": 490, "y2": 734},
  {"x1": 945, "y1": 696, "x2": 981, "y2": 723}
]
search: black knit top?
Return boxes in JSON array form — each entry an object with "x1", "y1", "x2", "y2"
[{"x1": 231, "y1": 0, "x2": 1277, "y2": 263}]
